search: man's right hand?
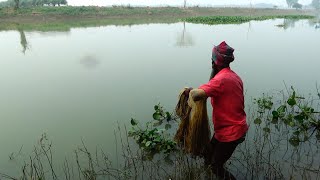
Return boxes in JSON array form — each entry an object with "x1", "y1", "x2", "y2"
[
  {"x1": 190, "y1": 89, "x2": 207, "y2": 101},
  {"x1": 183, "y1": 87, "x2": 193, "y2": 97}
]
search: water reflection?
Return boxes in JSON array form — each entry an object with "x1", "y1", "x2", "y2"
[
  {"x1": 176, "y1": 22, "x2": 194, "y2": 47},
  {"x1": 273, "y1": 17, "x2": 320, "y2": 30},
  {"x1": 283, "y1": 18, "x2": 299, "y2": 29},
  {"x1": 80, "y1": 55, "x2": 100, "y2": 69},
  {"x1": 308, "y1": 11, "x2": 320, "y2": 29},
  {"x1": 17, "y1": 29, "x2": 30, "y2": 54},
  {"x1": 5, "y1": 18, "x2": 317, "y2": 56},
  {"x1": 275, "y1": 18, "x2": 300, "y2": 29}
]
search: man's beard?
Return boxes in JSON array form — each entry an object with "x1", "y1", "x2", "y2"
[{"x1": 209, "y1": 68, "x2": 217, "y2": 80}]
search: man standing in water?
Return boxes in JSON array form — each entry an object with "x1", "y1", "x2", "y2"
[{"x1": 187, "y1": 41, "x2": 248, "y2": 180}]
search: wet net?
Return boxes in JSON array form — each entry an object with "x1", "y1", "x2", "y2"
[{"x1": 174, "y1": 88, "x2": 210, "y2": 156}]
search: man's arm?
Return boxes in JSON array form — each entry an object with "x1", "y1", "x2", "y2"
[{"x1": 190, "y1": 89, "x2": 208, "y2": 101}]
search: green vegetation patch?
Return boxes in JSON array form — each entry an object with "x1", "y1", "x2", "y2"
[
  {"x1": 185, "y1": 15, "x2": 315, "y2": 25},
  {"x1": 0, "y1": 6, "x2": 186, "y2": 16}
]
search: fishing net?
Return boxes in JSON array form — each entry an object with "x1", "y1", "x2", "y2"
[{"x1": 175, "y1": 88, "x2": 211, "y2": 156}]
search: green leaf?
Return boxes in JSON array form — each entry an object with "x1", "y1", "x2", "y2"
[
  {"x1": 293, "y1": 130, "x2": 300, "y2": 135},
  {"x1": 154, "y1": 137, "x2": 161, "y2": 142},
  {"x1": 153, "y1": 112, "x2": 161, "y2": 120},
  {"x1": 130, "y1": 118, "x2": 138, "y2": 126},
  {"x1": 294, "y1": 114, "x2": 304, "y2": 123},
  {"x1": 254, "y1": 118, "x2": 262, "y2": 125},
  {"x1": 289, "y1": 121, "x2": 295, "y2": 127},
  {"x1": 128, "y1": 130, "x2": 134, "y2": 137},
  {"x1": 291, "y1": 86, "x2": 296, "y2": 97},
  {"x1": 277, "y1": 105, "x2": 286, "y2": 113},
  {"x1": 154, "y1": 105, "x2": 159, "y2": 111},
  {"x1": 142, "y1": 139, "x2": 147, "y2": 144},
  {"x1": 272, "y1": 111, "x2": 279, "y2": 118},
  {"x1": 165, "y1": 124, "x2": 172, "y2": 130},
  {"x1": 166, "y1": 112, "x2": 172, "y2": 121},
  {"x1": 287, "y1": 98, "x2": 296, "y2": 106},
  {"x1": 148, "y1": 128, "x2": 157, "y2": 135},
  {"x1": 145, "y1": 141, "x2": 152, "y2": 147}
]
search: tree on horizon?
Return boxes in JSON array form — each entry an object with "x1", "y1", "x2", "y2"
[
  {"x1": 0, "y1": 0, "x2": 67, "y2": 8},
  {"x1": 292, "y1": 2, "x2": 302, "y2": 9},
  {"x1": 14, "y1": 0, "x2": 19, "y2": 9},
  {"x1": 286, "y1": 0, "x2": 299, "y2": 8},
  {"x1": 311, "y1": 0, "x2": 320, "y2": 9}
]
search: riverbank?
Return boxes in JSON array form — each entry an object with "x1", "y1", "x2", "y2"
[
  {"x1": 0, "y1": 6, "x2": 317, "y2": 31},
  {"x1": 0, "y1": 6, "x2": 317, "y2": 19}
]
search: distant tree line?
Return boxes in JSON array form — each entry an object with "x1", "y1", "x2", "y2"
[
  {"x1": 286, "y1": 0, "x2": 319, "y2": 9},
  {"x1": 286, "y1": 0, "x2": 299, "y2": 8},
  {"x1": 0, "y1": 0, "x2": 67, "y2": 8},
  {"x1": 312, "y1": 0, "x2": 320, "y2": 9}
]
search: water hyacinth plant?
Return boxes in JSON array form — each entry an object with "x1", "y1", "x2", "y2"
[
  {"x1": 185, "y1": 15, "x2": 314, "y2": 25},
  {"x1": 128, "y1": 104, "x2": 178, "y2": 160}
]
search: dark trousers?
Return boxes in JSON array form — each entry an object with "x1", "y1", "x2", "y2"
[{"x1": 204, "y1": 135, "x2": 245, "y2": 180}]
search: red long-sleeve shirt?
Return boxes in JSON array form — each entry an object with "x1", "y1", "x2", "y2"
[{"x1": 199, "y1": 67, "x2": 248, "y2": 142}]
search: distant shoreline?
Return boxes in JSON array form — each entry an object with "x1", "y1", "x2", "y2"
[
  {"x1": 0, "y1": 6, "x2": 316, "y2": 21},
  {"x1": 0, "y1": 6, "x2": 317, "y2": 32}
]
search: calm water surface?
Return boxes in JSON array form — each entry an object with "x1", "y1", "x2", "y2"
[{"x1": 0, "y1": 19, "x2": 319, "y2": 174}]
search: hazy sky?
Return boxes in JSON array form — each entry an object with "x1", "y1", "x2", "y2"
[
  {"x1": 0, "y1": 0, "x2": 314, "y2": 7},
  {"x1": 66, "y1": 0, "x2": 313, "y2": 7}
]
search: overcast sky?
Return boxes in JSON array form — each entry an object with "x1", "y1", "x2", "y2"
[
  {"x1": 67, "y1": 0, "x2": 313, "y2": 7},
  {"x1": 0, "y1": 0, "x2": 314, "y2": 7}
]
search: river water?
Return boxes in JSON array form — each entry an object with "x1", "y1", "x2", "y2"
[{"x1": 0, "y1": 18, "x2": 319, "y2": 176}]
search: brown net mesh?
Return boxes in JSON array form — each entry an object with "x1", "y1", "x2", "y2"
[
  {"x1": 174, "y1": 88, "x2": 210, "y2": 157},
  {"x1": 174, "y1": 89, "x2": 192, "y2": 148}
]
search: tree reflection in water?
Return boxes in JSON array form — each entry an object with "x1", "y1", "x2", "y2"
[
  {"x1": 80, "y1": 55, "x2": 100, "y2": 69},
  {"x1": 176, "y1": 21, "x2": 194, "y2": 47},
  {"x1": 17, "y1": 28, "x2": 29, "y2": 54}
]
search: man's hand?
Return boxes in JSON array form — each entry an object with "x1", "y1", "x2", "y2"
[
  {"x1": 183, "y1": 87, "x2": 193, "y2": 97},
  {"x1": 190, "y1": 89, "x2": 207, "y2": 101}
]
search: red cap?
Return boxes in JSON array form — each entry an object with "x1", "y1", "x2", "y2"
[{"x1": 212, "y1": 41, "x2": 235, "y2": 67}]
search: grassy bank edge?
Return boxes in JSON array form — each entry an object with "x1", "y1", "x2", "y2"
[{"x1": 0, "y1": 6, "x2": 317, "y2": 32}]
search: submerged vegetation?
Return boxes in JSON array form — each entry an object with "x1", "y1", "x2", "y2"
[{"x1": 1, "y1": 87, "x2": 319, "y2": 179}]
